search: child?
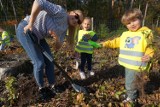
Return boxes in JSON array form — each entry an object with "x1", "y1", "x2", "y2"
[
  {"x1": 100, "y1": 8, "x2": 154, "y2": 103},
  {"x1": 75, "y1": 17, "x2": 100, "y2": 79},
  {"x1": 0, "y1": 27, "x2": 11, "y2": 51}
]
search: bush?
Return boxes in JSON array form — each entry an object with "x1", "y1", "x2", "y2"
[
  {"x1": 5, "y1": 25, "x2": 16, "y2": 36},
  {"x1": 110, "y1": 26, "x2": 127, "y2": 37},
  {"x1": 97, "y1": 25, "x2": 127, "y2": 39},
  {"x1": 154, "y1": 27, "x2": 160, "y2": 36},
  {"x1": 97, "y1": 24, "x2": 110, "y2": 39}
]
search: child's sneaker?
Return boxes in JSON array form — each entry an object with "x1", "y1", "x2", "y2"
[
  {"x1": 79, "y1": 71, "x2": 86, "y2": 79},
  {"x1": 122, "y1": 97, "x2": 137, "y2": 104},
  {"x1": 89, "y1": 71, "x2": 95, "y2": 76},
  {"x1": 122, "y1": 97, "x2": 132, "y2": 103},
  {"x1": 87, "y1": 71, "x2": 95, "y2": 78},
  {"x1": 73, "y1": 60, "x2": 79, "y2": 70}
]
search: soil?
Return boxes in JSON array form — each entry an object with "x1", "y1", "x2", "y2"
[{"x1": 0, "y1": 37, "x2": 160, "y2": 107}]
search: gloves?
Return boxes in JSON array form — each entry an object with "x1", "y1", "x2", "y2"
[{"x1": 88, "y1": 40, "x2": 102, "y2": 48}]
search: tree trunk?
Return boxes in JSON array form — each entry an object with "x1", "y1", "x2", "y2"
[
  {"x1": 112, "y1": 0, "x2": 115, "y2": 9},
  {"x1": 11, "y1": 0, "x2": 17, "y2": 31},
  {"x1": 0, "y1": 0, "x2": 8, "y2": 21},
  {"x1": 142, "y1": 2, "x2": 149, "y2": 26},
  {"x1": 156, "y1": 16, "x2": 160, "y2": 27},
  {"x1": 130, "y1": 0, "x2": 134, "y2": 9}
]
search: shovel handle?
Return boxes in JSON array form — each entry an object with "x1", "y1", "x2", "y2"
[
  {"x1": 26, "y1": 30, "x2": 73, "y2": 83},
  {"x1": 26, "y1": 30, "x2": 88, "y2": 94}
]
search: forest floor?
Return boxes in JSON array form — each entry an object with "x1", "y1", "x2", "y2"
[{"x1": 0, "y1": 36, "x2": 160, "y2": 107}]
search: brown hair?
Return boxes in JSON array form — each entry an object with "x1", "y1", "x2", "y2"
[
  {"x1": 121, "y1": 8, "x2": 143, "y2": 25},
  {"x1": 67, "y1": 10, "x2": 83, "y2": 48}
]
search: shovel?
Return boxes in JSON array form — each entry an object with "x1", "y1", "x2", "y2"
[{"x1": 26, "y1": 30, "x2": 88, "y2": 94}]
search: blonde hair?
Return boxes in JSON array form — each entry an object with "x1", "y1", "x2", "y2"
[
  {"x1": 67, "y1": 10, "x2": 83, "y2": 47},
  {"x1": 121, "y1": 8, "x2": 143, "y2": 25},
  {"x1": 81, "y1": 17, "x2": 92, "y2": 30}
]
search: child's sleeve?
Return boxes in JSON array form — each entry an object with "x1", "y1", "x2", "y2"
[
  {"x1": 102, "y1": 37, "x2": 120, "y2": 48},
  {"x1": 91, "y1": 34, "x2": 98, "y2": 42},
  {"x1": 88, "y1": 40, "x2": 101, "y2": 48},
  {"x1": 144, "y1": 31, "x2": 154, "y2": 57}
]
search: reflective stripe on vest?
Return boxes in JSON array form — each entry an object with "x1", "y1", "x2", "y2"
[
  {"x1": 120, "y1": 50, "x2": 144, "y2": 57},
  {"x1": 76, "y1": 30, "x2": 96, "y2": 54},
  {"x1": 119, "y1": 57, "x2": 147, "y2": 67},
  {"x1": 119, "y1": 50, "x2": 147, "y2": 69},
  {"x1": 118, "y1": 30, "x2": 151, "y2": 71},
  {"x1": 78, "y1": 41, "x2": 91, "y2": 46},
  {"x1": 75, "y1": 41, "x2": 93, "y2": 54}
]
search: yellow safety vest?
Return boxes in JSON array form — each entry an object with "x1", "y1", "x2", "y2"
[
  {"x1": 118, "y1": 30, "x2": 152, "y2": 71},
  {"x1": 75, "y1": 30, "x2": 96, "y2": 54}
]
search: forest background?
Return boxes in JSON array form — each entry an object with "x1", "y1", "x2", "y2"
[
  {"x1": 0, "y1": 0, "x2": 160, "y2": 37},
  {"x1": 0, "y1": 0, "x2": 160, "y2": 106}
]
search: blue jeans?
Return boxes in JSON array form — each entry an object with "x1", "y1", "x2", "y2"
[
  {"x1": 16, "y1": 20, "x2": 55, "y2": 88},
  {"x1": 125, "y1": 68, "x2": 139, "y2": 100}
]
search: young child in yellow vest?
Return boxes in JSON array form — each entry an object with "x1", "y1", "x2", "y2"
[
  {"x1": 75, "y1": 17, "x2": 101, "y2": 79},
  {"x1": 100, "y1": 8, "x2": 154, "y2": 104},
  {"x1": 0, "y1": 27, "x2": 11, "y2": 51}
]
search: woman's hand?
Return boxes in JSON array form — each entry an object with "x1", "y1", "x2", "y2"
[
  {"x1": 24, "y1": 23, "x2": 33, "y2": 33},
  {"x1": 49, "y1": 30, "x2": 62, "y2": 51},
  {"x1": 141, "y1": 55, "x2": 151, "y2": 62}
]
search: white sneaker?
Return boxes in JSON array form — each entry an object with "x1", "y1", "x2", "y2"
[
  {"x1": 79, "y1": 72, "x2": 86, "y2": 79},
  {"x1": 75, "y1": 61, "x2": 79, "y2": 69},
  {"x1": 72, "y1": 60, "x2": 79, "y2": 70},
  {"x1": 89, "y1": 71, "x2": 95, "y2": 76},
  {"x1": 122, "y1": 97, "x2": 136, "y2": 103},
  {"x1": 123, "y1": 97, "x2": 131, "y2": 103}
]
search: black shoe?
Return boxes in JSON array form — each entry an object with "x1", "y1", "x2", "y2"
[
  {"x1": 45, "y1": 87, "x2": 56, "y2": 98},
  {"x1": 38, "y1": 88, "x2": 50, "y2": 101},
  {"x1": 37, "y1": 87, "x2": 56, "y2": 102},
  {"x1": 50, "y1": 85, "x2": 64, "y2": 94}
]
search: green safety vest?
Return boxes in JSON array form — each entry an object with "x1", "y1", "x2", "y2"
[
  {"x1": 0, "y1": 31, "x2": 10, "y2": 44},
  {"x1": 75, "y1": 30, "x2": 100, "y2": 54}
]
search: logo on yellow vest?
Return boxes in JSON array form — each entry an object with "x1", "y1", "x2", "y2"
[{"x1": 125, "y1": 36, "x2": 141, "y2": 48}]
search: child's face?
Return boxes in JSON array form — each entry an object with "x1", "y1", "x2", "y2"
[
  {"x1": 82, "y1": 19, "x2": 91, "y2": 31},
  {"x1": 126, "y1": 18, "x2": 141, "y2": 32}
]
